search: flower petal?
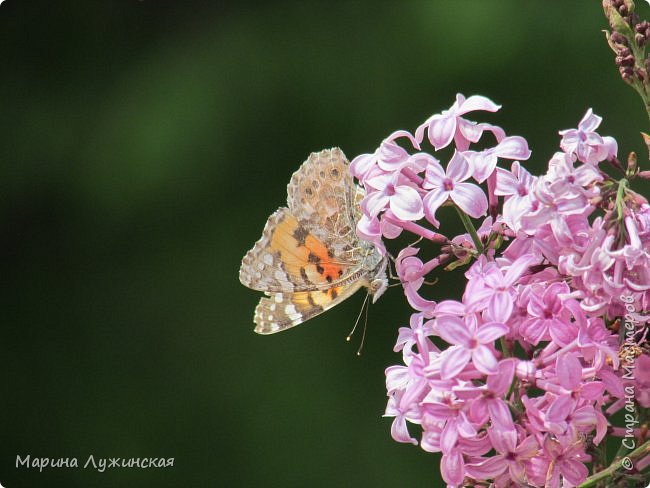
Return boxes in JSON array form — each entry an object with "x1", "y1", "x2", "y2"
[
  {"x1": 422, "y1": 189, "x2": 448, "y2": 227},
  {"x1": 458, "y1": 94, "x2": 501, "y2": 114},
  {"x1": 494, "y1": 136, "x2": 531, "y2": 161},
  {"x1": 475, "y1": 321, "x2": 509, "y2": 344},
  {"x1": 390, "y1": 415, "x2": 419, "y2": 445},
  {"x1": 465, "y1": 150, "x2": 498, "y2": 183},
  {"x1": 440, "y1": 420, "x2": 459, "y2": 453},
  {"x1": 465, "y1": 456, "x2": 507, "y2": 480},
  {"x1": 363, "y1": 191, "x2": 390, "y2": 218},
  {"x1": 560, "y1": 459, "x2": 589, "y2": 486},
  {"x1": 440, "y1": 346, "x2": 472, "y2": 379},
  {"x1": 490, "y1": 427, "x2": 518, "y2": 454},
  {"x1": 504, "y1": 253, "x2": 536, "y2": 285},
  {"x1": 428, "y1": 114, "x2": 457, "y2": 151},
  {"x1": 350, "y1": 152, "x2": 376, "y2": 181},
  {"x1": 556, "y1": 353, "x2": 582, "y2": 391},
  {"x1": 572, "y1": 406, "x2": 597, "y2": 429},
  {"x1": 441, "y1": 450, "x2": 465, "y2": 486},
  {"x1": 580, "y1": 381, "x2": 605, "y2": 400},
  {"x1": 489, "y1": 292, "x2": 513, "y2": 323},
  {"x1": 451, "y1": 182, "x2": 488, "y2": 218},
  {"x1": 436, "y1": 315, "x2": 473, "y2": 346},
  {"x1": 447, "y1": 151, "x2": 472, "y2": 182},
  {"x1": 487, "y1": 398, "x2": 514, "y2": 429},
  {"x1": 495, "y1": 167, "x2": 519, "y2": 196},
  {"x1": 578, "y1": 108, "x2": 602, "y2": 132},
  {"x1": 423, "y1": 158, "x2": 447, "y2": 188},
  {"x1": 472, "y1": 345, "x2": 498, "y2": 375},
  {"x1": 486, "y1": 358, "x2": 516, "y2": 395},
  {"x1": 547, "y1": 393, "x2": 574, "y2": 422},
  {"x1": 514, "y1": 435, "x2": 539, "y2": 459},
  {"x1": 390, "y1": 186, "x2": 424, "y2": 221}
]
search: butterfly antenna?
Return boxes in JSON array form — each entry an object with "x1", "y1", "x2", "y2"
[
  {"x1": 356, "y1": 293, "x2": 370, "y2": 356},
  {"x1": 347, "y1": 292, "x2": 369, "y2": 343}
]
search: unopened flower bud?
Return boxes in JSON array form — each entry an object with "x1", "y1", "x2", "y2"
[
  {"x1": 636, "y1": 67, "x2": 647, "y2": 81},
  {"x1": 636, "y1": 33, "x2": 646, "y2": 46},
  {"x1": 516, "y1": 360, "x2": 536, "y2": 382},
  {"x1": 620, "y1": 65, "x2": 635, "y2": 80},
  {"x1": 635, "y1": 20, "x2": 649, "y2": 33},
  {"x1": 610, "y1": 32, "x2": 628, "y2": 46},
  {"x1": 627, "y1": 151, "x2": 637, "y2": 174},
  {"x1": 642, "y1": 132, "x2": 650, "y2": 160},
  {"x1": 617, "y1": 54, "x2": 635, "y2": 66}
]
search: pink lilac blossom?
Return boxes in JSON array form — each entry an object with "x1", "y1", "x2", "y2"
[
  {"x1": 422, "y1": 151, "x2": 488, "y2": 225},
  {"x1": 350, "y1": 95, "x2": 650, "y2": 487},
  {"x1": 559, "y1": 109, "x2": 618, "y2": 165}
]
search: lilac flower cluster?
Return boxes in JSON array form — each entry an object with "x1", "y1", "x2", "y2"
[{"x1": 351, "y1": 95, "x2": 650, "y2": 487}]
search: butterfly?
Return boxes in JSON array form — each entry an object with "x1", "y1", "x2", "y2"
[{"x1": 239, "y1": 148, "x2": 388, "y2": 334}]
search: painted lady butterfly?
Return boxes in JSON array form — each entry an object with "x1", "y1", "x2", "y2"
[{"x1": 239, "y1": 148, "x2": 388, "y2": 334}]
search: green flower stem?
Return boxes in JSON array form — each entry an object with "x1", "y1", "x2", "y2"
[
  {"x1": 499, "y1": 337, "x2": 511, "y2": 358},
  {"x1": 454, "y1": 206, "x2": 484, "y2": 254},
  {"x1": 616, "y1": 178, "x2": 628, "y2": 221},
  {"x1": 576, "y1": 439, "x2": 650, "y2": 488},
  {"x1": 616, "y1": 178, "x2": 629, "y2": 246}
]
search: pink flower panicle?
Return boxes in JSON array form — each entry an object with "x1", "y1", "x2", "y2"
[{"x1": 351, "y1": 95, "x2": 650, "y2": 487}]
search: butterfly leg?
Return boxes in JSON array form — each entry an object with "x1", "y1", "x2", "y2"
[{"x1": 384, "y1": 253, "x2": 402, "y2": 284}]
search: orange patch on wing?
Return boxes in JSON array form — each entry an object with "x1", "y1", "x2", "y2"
[
  {"x1": 291, "y1": 287, "x2": 342, "y2": 310},
  {"x1": 269, "y1": 215, "x2": 309, "y2": 276},
  {"x1": 269, "y1": 214, "x2": 346, "y2": 286},
  {"x1": 304, "y1": 235, "x2": 344, "y2": 284}
]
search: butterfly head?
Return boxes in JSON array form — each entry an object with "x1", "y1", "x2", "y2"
[{"x1": 367, "y1": 258, "x2": 388, "y2": 303}]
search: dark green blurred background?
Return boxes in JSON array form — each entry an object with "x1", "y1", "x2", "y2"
[{"x1": 2, "y1": 1, "x2": 649, "y2": 487}]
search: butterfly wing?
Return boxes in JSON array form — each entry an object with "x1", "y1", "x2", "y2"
[
  {"x1": 253, "y1": 283, "x2": 365, "y2": 334},
  {"x1": 239, "y1": 148, "x2": 366, "y2": 293},
  {"x1": 286, "y1": 148, "x2": 362, "y2": 260},
  {"x1": 239, "y1": 208, "x2": 359, "y2": 293}
]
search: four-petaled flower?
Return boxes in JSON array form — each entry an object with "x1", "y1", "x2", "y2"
[
  {"x1": 559, "y1": 108, "x2": 617, "y2": 165},
  {"x1": 436, "y1": 315, "x2": 508, "y2": 378},
  {"x1": 415, "y1": 93, "x2": 502, "y2": 151},
  {"x1": 422, "y1": 151, "x2": 487, "y2": 226}
]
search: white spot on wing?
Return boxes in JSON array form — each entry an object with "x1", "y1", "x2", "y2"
[{"x1": 280, "y1": 282, "x2": 294, "y2": 292}]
